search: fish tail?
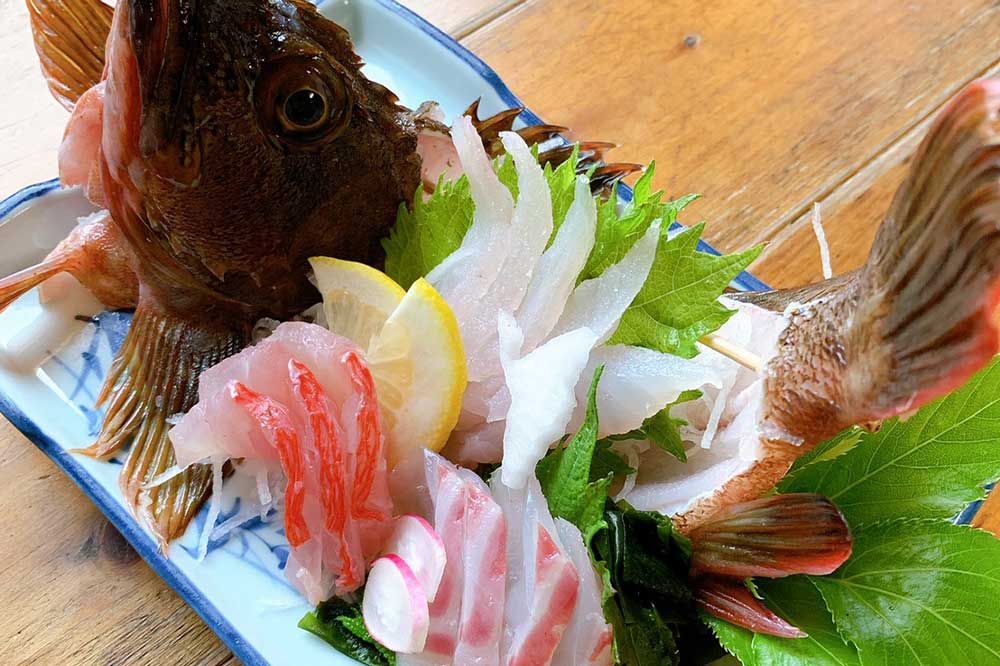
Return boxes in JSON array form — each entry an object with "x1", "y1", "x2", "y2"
[
  {"x1": 851, "y1": 79, "x2": 1000, "y2": 417},
  {"x1": 764, "y1": 79, "x2": 1000, "y2": 444},
  {"x1": 27, "y1": 0, "x2": 113, "y2": 110},
  {"x1": 80, "y1": 298, "x2": 249, "y2": 546}
]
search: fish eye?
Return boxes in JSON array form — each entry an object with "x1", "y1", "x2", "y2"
[
  {"x1": 283, "y1": 89, "x2": 327, "y2": 129},
  {"x1": 256, "y1": 56, "x2": 352, "y2": 147}
]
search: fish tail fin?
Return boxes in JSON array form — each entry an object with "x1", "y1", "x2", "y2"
[
  {"x1": 0, "y1": 255, "x2": 72, "y2": 311},
  {"x1": 77, "y1": 299, "x2": 249, "y2": 546},
  {"x1": 688, "y1": 493, "x2": 852, "y2": 578},
  {"x1": 763, "y1": 80, "x2": 1000, "y2": 444},
  {"x1": 27, "y1": 0, "x2": 113, "y2": 110},
  {"x1": 850, "y1": 79, "x2": 1000, "y2": 419}
]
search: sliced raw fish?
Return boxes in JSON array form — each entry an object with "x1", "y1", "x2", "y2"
[
  {"x1": 498, "y1": 313, "x2": 598, "y2": 489},
  {"x1": 552, "y1": 519, "x2": 613, "y2": 666},
  {"x1": 491, "y1": 475, "x2": 579, "y2": 666}
]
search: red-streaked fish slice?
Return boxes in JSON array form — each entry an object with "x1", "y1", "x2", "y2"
[
  {"x1": 398, "y1": 453, "x2": 468, "y2": 666},
  {"x1": 506, "y1": 524, "x2": 579, "y2": 666},
  {"x1": 342, "y1": 349, "x2": 390, "y2": 523},
  {"x1": 230, "y1": 382, "x2": 311, "y2": 548},
  {"x1": 453, "y1": 469, "x2": 507, "y2": 666},
  {"x1": 552, "y1": 519, "x2": 613, "y2": 666},
  {"x1": 288, "y1": 359, "x2": 364, "y2": 592},
  {"x1": 492, "y1": 476, "x2": 580, "y2": 666}
]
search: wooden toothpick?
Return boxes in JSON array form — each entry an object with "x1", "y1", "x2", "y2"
[{"x1": 699, "y1": 332, "x2": 763, "y2": 372}]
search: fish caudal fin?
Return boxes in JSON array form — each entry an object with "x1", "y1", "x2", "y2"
[
  {"x1": 27, "y1": 0, "x2": 112, "y2": 110},
  {"x1": 853, "y1": 80, "x2": 1000, "y2": 417},
  {"x1": 77, "y1": 298, "x2": 249, "y2": 547},
  {"x1": 763, "y1": 80, "x2": 1000, "y2": 445}
]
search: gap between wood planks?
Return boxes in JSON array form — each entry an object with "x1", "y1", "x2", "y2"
[{"x1": 452, "y1": 0, "x2": 532, "y2": 40}]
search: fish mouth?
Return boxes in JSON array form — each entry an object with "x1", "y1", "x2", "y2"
[{"x1": 128, "y1": 0, "x2": 201, "y2": 185}]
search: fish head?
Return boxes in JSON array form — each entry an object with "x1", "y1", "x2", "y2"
[{"x1": 102, "y1": 0, "x2": 420, "y2": 315}]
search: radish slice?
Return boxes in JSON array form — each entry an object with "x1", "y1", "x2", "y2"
[
  {"x1": 384, "y1": 515, "x2": 448, "y2": 602},
  {"x1": 363, "y1": 554, "x2": 431, "y2": 653}
]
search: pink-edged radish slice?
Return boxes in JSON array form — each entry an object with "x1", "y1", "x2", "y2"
[
  {"x1": 384, "y1": 515, "x2": 448, "y2": 603},
  {"x1": 363, "y1": 554, "x2": 431, "y2": 653}
]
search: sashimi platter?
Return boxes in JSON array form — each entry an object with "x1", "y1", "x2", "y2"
[{"x1": 3, "y1": 0, "x2": 1000, "y2": 664}]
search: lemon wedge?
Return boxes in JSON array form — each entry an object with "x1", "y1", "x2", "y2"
[
  {"x1": 310, "y1": 256, "x2": 405, "y2": 352},
  {"x1": 310, "y1": 258, "x2": 467, "y2": 464}
]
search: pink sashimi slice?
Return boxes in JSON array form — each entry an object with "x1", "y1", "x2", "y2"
[
  {"x1": 506, "y1": 525, "x2": 579, "y2": 666},
  {"x1": 552, "y1": 519, "x2": 613, "y2": 666},
  {"x1": 169, "y1": 323, "x2": 394, "y2": 603},
  {"x1": 230, "y1": 382, "x2": 311, "y2": 548},
  {"x1": 383, "y1": 515, "x2": 447, "y2": 603},
  {"x1": 364, "y1": 554, "x2": 431, "y2": 654},
  {"x1": 492, "y1": 476, "x2": 579, "y2": 666},
  {"x1": 453, "y1": 469, "x2": 507, "y2": 666}
]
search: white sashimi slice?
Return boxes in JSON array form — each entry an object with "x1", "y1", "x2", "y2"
[
  {"x1": 383, "y1": 515, "x2": 447, "y2": 603},
  {"x1": 460, "y1": 131, "x2": 554, "y2": 381},
  {"x1": 517, "y1": 176, "x2": 598, "y2": 353},
  {"x1": 549, "y1": 218, "x2": 661, "y2": 343},
  {"x1": 364, "y1": 554, "x2": 431, "y2": 654},
  {"x1": 622, "y1": 381, "x2": 766, "y2": 516},
  {"x1": 492, "y1": 476, "x2": 578, "y2": 666},
  {"x1": 567, "y1": 344, "x2": 724, "y2": 437},
  {"x1": 452, "y1": 469, "x2": 507, "y2": 666},
  {"x1": 498, "y1": 312, "x2": 599, "y2": 489},
  {"x1": 552, "y1": 519, "x2": 613, "y2": 666},
  {"x1": 427, "y1": 117, "x2": 514, "y2": 353}
]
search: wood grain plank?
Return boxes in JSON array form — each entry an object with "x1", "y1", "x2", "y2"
[
  {"x1": 461, "y1": 0, "x2": 1000, "y2": 254},
  {"x1": 0, "y1": 420, "x2": 231, "y2": 666},
  {"x1": 401, "y1": 0, "x2": 523, "y2": 39}
]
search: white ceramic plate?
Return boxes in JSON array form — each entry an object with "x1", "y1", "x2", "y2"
[{"x1": 0, "y1": 1, "x2": 772, "y2": 664}]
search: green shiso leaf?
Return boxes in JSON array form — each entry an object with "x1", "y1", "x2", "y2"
[
  {"x1": 779, "y1": 359, "x2": 1000, "y2": 525},
  {"x1": 299, "y1": 597, "x2": 395, "y2": 666},
  {"x1": 811, "y1": 519, "x2": 1000, "y2": 666},
  {"x1": 608, "y1": 223, "x2": 762, "y2": 358}
]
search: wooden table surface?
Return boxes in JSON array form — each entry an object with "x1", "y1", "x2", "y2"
[{"x1": 2, "y1": 0, "x2": 1000, "y2": 663}]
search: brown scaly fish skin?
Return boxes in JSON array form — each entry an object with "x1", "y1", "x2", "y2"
[{"x1": 676, "y1": 80, "x2": 1000, "y2": 533}]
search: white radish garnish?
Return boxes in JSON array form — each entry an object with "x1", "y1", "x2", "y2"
[
  {"x1": 383, "y1": 515, "x2": 447, "y2": 603},
  {"x1": 363, "y1": 554, "x2": 431, "y2": 654}
]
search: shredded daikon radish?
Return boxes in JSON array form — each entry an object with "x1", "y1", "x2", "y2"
[
  {"x1": 197, "y1": 457, "x2": 226, "y2": 562},
  {"x1": 142, "y1": 464, "x2": 186, "y2": 490},
  {"x1": 811, "y1": 202, "x2": 832, "y2": 280}
]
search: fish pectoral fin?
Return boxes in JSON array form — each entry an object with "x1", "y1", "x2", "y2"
[
  {"x1": 850, "y1": 79, "x2": 1000, "y2": 419},
  {"x1": 76, "y1": 298, "x2": 250, "y2": 546},
  {"x1": 0, "y1": 213, "x2": 137, "y2": 313},
  {"x1": 27, "y1": 0, "x2": 113, "y2": 110}
]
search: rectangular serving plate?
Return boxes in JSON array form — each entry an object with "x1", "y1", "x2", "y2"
[{"x1": 0, "y1": 1, "x2": 769, "y2": 664}]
